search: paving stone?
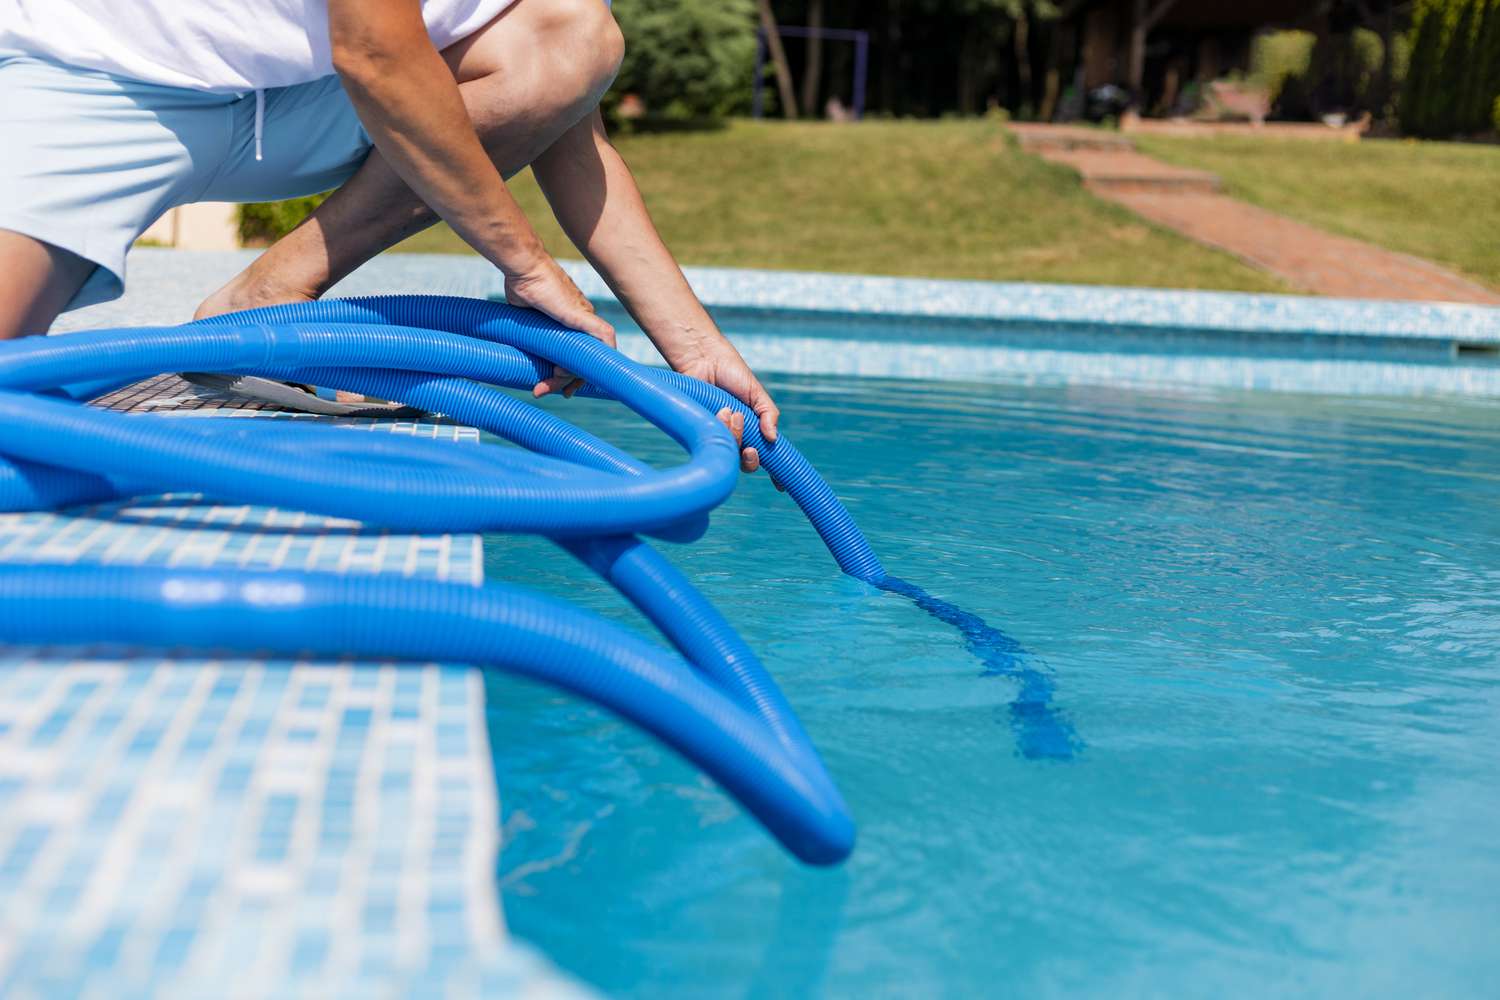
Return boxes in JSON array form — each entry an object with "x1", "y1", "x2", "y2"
[
  {"x1": 1102, "y1": 189, "x2": 1500, "y2": 305},
  {"x1": 1035, "y1": 148, "x2": 1223, "y2": 194},
  {"x1": 1009, "y1": 123, "x2": 1500, "y2": 305}
]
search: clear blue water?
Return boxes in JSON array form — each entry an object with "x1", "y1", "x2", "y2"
[{"x1": 481, "y1": 372, "x2": 1500, "y2": 998}]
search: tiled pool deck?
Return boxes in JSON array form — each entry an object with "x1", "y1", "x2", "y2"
[
  {"x1": 11, "y1": 249, "x2": 1500, "y2": 997},
  {"x1": 0, "y1": 383, "x2": 592, "y2": 996}
]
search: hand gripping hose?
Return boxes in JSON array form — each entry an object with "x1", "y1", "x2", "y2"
[{"x1": 0, "y1": 295, "x2": 1079, "y2": 866}]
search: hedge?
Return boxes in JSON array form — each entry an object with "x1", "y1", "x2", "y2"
[
  {"x1": 1401, "y1": 0, "x2": 1500, "y2": 136},
  {"x1": 238, "y1": 193, "x2": 329, "y2": 245},
  {"x1": 1251, "y1": 28, "x2": 1397, "y2": 119},
  {"x1": 605, "y1": 0, "x2": 758, "y2": 122}
]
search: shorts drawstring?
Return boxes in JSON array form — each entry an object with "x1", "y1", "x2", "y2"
[{"x1": 253, "y1": 89, "x2": 265, "y2": 161}]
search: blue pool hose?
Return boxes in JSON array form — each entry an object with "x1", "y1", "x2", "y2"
[{"x1": 0, "y1": 295, "x2": 1076, "y2": 865}]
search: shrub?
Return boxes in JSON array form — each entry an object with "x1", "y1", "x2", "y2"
[
  {"x1": 238, "y1": 193, "x2": 329, "y2": 244},
  {"x1": 1250, "y1": 30, "x2": 1315, "y2": 105},
  {"x1": 237, "y1": 0, "x2": 759, "y2": 243},
  {"x1": 605, "y1": 0, "x2": 758, "y2": 122},
  {"x1": 1252, "y1": 28, "x2": 1395, "y2": 120},
  {"x1": 1401, "y1": 0, "x2": 1500, "y2": 137}
]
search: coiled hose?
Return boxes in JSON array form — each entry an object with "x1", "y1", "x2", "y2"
[{"x1": 0, "y1": 295, "x2": 1078, "y2": 866}]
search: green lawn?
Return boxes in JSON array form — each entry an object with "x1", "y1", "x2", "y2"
[
  {"x1": 395, "y1": 119, "x2": 1284, "y2": 292},
  {"x1": 1134, "y1": 134, "x2": 1500, "y2": 291}
]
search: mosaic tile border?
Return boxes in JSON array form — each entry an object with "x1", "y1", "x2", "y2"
[{"x1": 58, "y1": 249, "x2": 1500, "y2": 351}]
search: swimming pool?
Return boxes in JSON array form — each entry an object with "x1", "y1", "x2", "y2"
[
  {"x1": 487, "y1": 368, "x2": 1500, "y2": 997},
  {"x1": 37, "y1": 251, "x2": 1500, "y2": 996}
]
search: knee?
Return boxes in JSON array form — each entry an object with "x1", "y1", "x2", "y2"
[{"x1": 538, "y1": 0, "x2": 625, "y2": 106}]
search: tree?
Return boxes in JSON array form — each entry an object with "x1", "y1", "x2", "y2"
[
  {"x1": 915, "y1": 0, "x2": 1057, "y2": 114},
  {"x1": 1401, "y1": 0, "x2": 1500, "y2": 136},
  {"x1": 758, "y1": 0, "x2": 800, "y2": 119},
  {"x1": 800, "y1": 0, "x2": 825, "y2": 116},
  {"x1": 609, "y1": 0, "x2": 760, "y2": 121}
]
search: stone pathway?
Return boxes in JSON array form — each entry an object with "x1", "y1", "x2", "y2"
[{"x1": 1009, "y1": 124, "x2": 1500, "y2": 305}]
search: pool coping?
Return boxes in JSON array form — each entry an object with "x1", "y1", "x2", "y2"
[
  {"x1": 89, "y1": 250, "x2": 1500, "y2": 353},
  {"x1": 556, "y1": 262, "x2": 1500, "y2": 351}
]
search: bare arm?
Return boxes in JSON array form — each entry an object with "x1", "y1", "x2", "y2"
[
  {"x1": 532, "y1": 112, "x2": 781, "y2": 466},
  {"x1": 326, "y1": 0, "x2": 612, "y2": 344}
]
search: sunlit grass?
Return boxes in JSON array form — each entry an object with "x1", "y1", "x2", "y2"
[
  {"x1": 1135, "y1": 134, "x2": 1500, "y2": 290},
  {"x1": 396, "y1": 119, "x2": 1285, "y2": 292}
]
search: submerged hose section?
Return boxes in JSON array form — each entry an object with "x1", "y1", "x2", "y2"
[
  {"x1": 0, "y1": 293, "x2": 1075, "y2": 868},
  {"x1": 189, "y1": 297, "x2": 1075, "y2": 757},
  {"x1": 202, "y1": 299, "x2": 1076, "y2": 759}
]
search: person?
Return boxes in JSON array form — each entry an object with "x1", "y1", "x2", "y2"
[{"x1": 0, "y1": 0, "x2": 778, "y2": 472}]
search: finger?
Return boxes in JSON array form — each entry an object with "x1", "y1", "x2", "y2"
[
  {"x1": 562, "y1": 378, "x2": 585, "y2": 398},
  {"x1": 716, "y1": 407, "x2": 744, "y2": 448},
  {"x1": 533, "y1": 364, "x2": 576, "y2": 397},
  {"x1": 754, "y1": 391, "x2": 780, "y2": 443},
  {"x1": 574, "y1": 311, "x2": 617, "y2": 349},
  {"x1": 532, "y1": 374, "x2": 571, "y2": 398},
  {"x1": 741, "y1": 447, "x2": 760, "y2": 474}
]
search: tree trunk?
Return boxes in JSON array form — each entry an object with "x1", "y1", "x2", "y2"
[
  {"x1": 1038, "y1": 22, "x2": 1068, "y2": 122},
  {"x1": 1014, "y1": 11, "x2": 1032, "y2": 112},
  {"x1": 1128, "y1": 0, "x2": 1180, "y2": 107},
  {"x1": 801, "y1": 0, "x2": 824, "y2": 117},
  {"x1": 881, "y1": 0, "x2": 901, "y2": 113},
  {"x1": 958, "y1": 29, "x2": 979, "y2": 115},
  {"x1": 1378, "y1": 0, "x2": 1394, "y2": 119},
  {"x1": 1128, "y1": 0, "x2": 1147, "y2": 102},
  {"x1": 757, "y1": 0, "x2": 799, "y2": 120}
]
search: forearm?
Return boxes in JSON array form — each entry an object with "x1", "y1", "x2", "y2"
[
  {"x1": 329, "y1": 0, "x2": 542, "y2": 277},
  {"x1": 531, "y1": 113, "x2": 720, "y2": 368}
]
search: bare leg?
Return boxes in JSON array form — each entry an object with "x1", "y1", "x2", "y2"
[
  {"x1": 0, "y1": 231, "x2": 96, "y2": 339},
  {"x1": 196, "y1": 0, "x2": 622, "y2": 319}
]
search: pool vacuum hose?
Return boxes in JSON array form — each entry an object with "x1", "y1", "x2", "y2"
[{"x1": 0, "y1": 295, "x2": 1076, "y2": 866}]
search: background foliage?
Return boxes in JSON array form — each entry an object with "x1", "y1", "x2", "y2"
[
  {"x1": 238, "y1": 194, "x2": 329, "y2": 245},
  {"x1": 605, "y1": 0, "x2": 759, "y2": 122},
  {"x1": 1400, "y1": 0, "x2": 1500, "y2": 136},
  {"x1": 1253, "y1": 27, "x2": 1405, "y2": 121}
]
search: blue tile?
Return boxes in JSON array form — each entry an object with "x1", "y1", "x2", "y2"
[
  {"x1": 152, "y1": 926, "x2": 196, "y2": 971},
  {"x1": 88, "y1": 788, "x2": 131, "y2": 825},
  {"x1": 289, "y1": 929, "x2": 329, "y2": 974},
  {"x1": 84, "y1": 924, "x2": 127, "y2": 971},
  {"x1": 217, "y1": 763, "x2": 252, "y2": 795},
  {"x1": 297, "y1": 683, "x2": 331, "y2": 711}
]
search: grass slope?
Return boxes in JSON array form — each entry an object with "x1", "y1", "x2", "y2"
[
  {"x1": 1134, "y1": 135, "x2": 1500, "y2": 291},
  {"x1": 396, "y1": 119, "x2": 1284, "y2": 292}
]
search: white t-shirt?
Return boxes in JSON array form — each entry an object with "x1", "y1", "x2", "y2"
[{"x1": 0, "y1": 0, "x2": 518, "y2": 91}]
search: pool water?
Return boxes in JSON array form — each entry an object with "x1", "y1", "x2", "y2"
[{"x1": 480, "y1": 372, "x2": 1500, "y2": 998}]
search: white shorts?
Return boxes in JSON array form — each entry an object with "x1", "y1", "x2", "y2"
[{"x1": 0, "y1": 52, "x2": 372, "y2": 309}]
